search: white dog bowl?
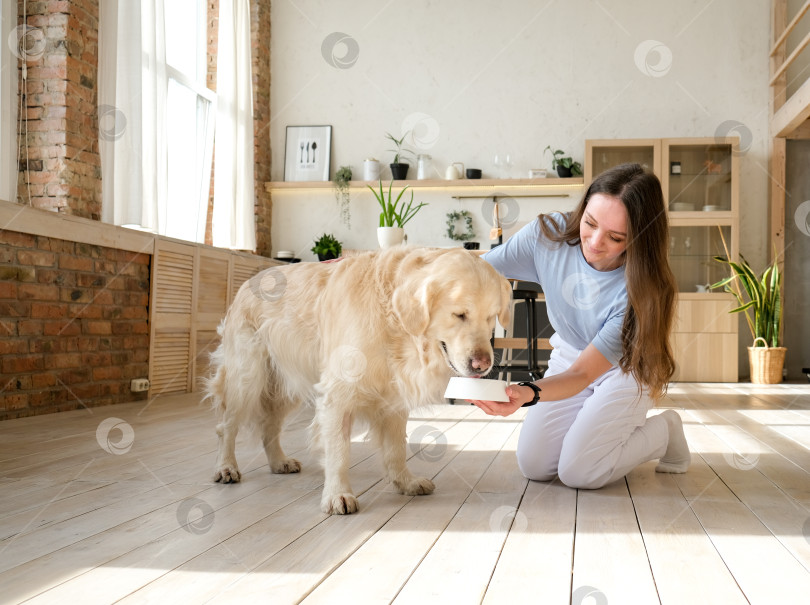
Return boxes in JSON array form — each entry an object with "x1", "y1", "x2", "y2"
[
  {"x1": 444, "y1": 377, "x2": 510, "y2": 402},
  {"x1": 276, "y1": 250, "x2": 294, "y2": 259}
]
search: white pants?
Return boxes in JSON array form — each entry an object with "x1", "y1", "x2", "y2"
[{"x1": 516, "y1": 334, "x2": 669, "y2": 489}]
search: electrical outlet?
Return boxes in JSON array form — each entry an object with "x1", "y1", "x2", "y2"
[{"x1": 130, "y1": 378, "x2": 150, "y2": 392}]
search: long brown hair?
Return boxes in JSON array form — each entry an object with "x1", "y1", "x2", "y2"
[{"x1": 539, "y1": 163, "x2": 677, "y2": 399}]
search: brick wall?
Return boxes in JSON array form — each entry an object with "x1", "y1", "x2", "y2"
[
  {"x1": 16, "y1": 0, "x2": 101, "y2": 219},
  {"x1": 14, "y1": 0, "x2": 271, "y2": 251},
  {"x1": 0, "y1": 230, "x2": 150, "y2": 420},
  {"x1": 251, "y1": 0, "x2": 272, "y2": 257}
]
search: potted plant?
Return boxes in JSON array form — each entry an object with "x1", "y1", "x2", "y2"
[
  {"x1": 333, "y1": 166, "x2": 352, "y2": 228},
  {"x1": 710, "y1": 251, "x2": 785, "y2": 384},
  {"x1": 544, "y1": 145, "x2": 583, "y2": 178},
  {"x1": 386, "y1": 132, "x2": 414, "y2": 180},
  {"x1": 367, "y1": 179, "x2": 428, "y2": 248},
  {"x1": 311, "y1": 233, "x2": 343, "y2": 261}
]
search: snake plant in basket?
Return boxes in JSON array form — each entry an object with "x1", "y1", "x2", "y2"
[{"x1": 710, "y1": 252, "x2": 785, "y2": 383}]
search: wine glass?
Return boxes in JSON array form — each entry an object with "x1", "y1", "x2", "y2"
[
  {"x1": 503, "y1": 153, "x2": 513, "y2": 178},
  {"x1": 493, "y1": 154, "x2": 503, "y2": 179}
]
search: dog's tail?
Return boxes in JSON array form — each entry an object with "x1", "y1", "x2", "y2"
[
  {"x1": 203, "y1": 318, "x2": 272, "y2": 431},
  {"x1": 201, "y1": 321, "x2": 228, "y2": 414}
]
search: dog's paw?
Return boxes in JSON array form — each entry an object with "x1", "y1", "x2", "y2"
[
  {"x1": 214, "y1": 465, "x2": 241, "y2": 484},
  {"x1": 395, "y1": 476, "x2": 435, "y2": 496},
  {"x1": 270, "y1": 458, "x2": 302, "y2": 474},
  {"x1": 321, "y1": 492, "x2": 359, "y2": 515}
]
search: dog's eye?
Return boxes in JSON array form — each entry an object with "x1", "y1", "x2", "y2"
[{"x1": 454, "y1": 312, "x2": 467, "y2": 321}]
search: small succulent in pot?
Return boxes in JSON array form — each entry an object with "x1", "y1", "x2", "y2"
[{"x1": 311, "y1": 233, "x2": 343, "y2": 261}]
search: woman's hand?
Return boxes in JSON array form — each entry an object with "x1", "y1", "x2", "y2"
[
  {"x1": 470, "y1": 384, "x2": 533, "y2": 417},
  {"x1": 472, "y1": 346, "x2": 614, "y2": 417}
]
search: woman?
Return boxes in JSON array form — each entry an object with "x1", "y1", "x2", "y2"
[{"x1": 474, "y1": 163, "x2": 690, "y2": 489}]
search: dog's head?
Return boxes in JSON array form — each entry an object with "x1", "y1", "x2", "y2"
[{"x1": 391, "y1": 248, "x2": 512, "y2": 377}]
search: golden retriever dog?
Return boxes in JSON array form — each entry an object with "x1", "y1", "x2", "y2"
[{"x1": 205, "y1": 246, "x2": 512, "y2": 515}]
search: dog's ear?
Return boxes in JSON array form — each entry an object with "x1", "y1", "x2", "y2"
[
  {"x1": 392, "y1": 278, "x2": 436, "y2": 336},
  {"x1": 497, "y1": 277, "x2": 513, "y2": 330}
]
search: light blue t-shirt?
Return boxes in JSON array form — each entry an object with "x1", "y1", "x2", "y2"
[{"x1": 482, "y1": 213, "x2": 627, "y2": 366}]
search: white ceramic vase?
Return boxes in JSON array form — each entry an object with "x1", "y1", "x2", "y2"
[
  {"x1": 377, "y1": 226, "x2": 404, "y2": 249},
  {"x1": 363, "y1": 159, "x2": 381, "y2": 181}
]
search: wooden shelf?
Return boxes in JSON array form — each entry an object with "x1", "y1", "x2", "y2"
[{"x1": 265, "y1": 177, "x2": 584, "y2": 197}]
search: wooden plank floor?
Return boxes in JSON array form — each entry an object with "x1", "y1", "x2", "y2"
[{"x1": 1, "y1": 382, "x2": 809, "y2": 604}]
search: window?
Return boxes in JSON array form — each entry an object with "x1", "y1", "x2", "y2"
[
  {"x1": 162, "y1": 0, "x2": 215, "y2": 242},
  {"x1": 101, "y1": 0, "x2": 253, "y2": 249}
]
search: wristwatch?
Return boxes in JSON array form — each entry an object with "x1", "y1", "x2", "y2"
[{"x1": 518, "y1": 381, "x2": 542, "y2": 407}]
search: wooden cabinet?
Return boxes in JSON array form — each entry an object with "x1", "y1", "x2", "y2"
[{"x1": 586, "y1": 137, "x2": 740, "y2": 382}]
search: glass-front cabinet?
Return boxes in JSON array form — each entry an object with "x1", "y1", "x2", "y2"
[
  {"x1": 662, "y1": 139, "x2": 738, "y2": 214},
  {"x1": 669, "y1": 225, "x2": 733, "y2": 293},
  {"x1": 585, "y1": 137, "x2": 740, "y2": 382},
  {"x1": 585, "y1": 139, "x2": 660, "y2": 183}
]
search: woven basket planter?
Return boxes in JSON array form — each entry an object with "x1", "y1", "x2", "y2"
[{"x1": 747, "y1": 337, "x2": 787, "y2": 384}]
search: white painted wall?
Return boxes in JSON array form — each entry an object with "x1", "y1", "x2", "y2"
[{"x1": 270, "y1": 0, "x2": 770, "y2": 266}]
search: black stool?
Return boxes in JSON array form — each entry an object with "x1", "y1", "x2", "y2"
[{"x1": 490, "y1": 288, "x2": 544, "y2": 381}]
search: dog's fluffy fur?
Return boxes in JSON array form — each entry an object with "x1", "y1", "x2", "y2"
[{"x1": 205, "y1": 246, "x2": 512, "y2": 514}]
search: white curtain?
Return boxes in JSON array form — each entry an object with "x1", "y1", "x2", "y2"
[
  {"x1": 212, "y1": 0, "x2": 256, "y2": 251},
  {"x1": 98, "y1": 0, "x2": 166, "y2": 233}
]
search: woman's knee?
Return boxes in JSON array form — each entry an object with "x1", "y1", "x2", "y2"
[
  {"x1": 556, "y1": 458, "x2": 611, "y2": 490},
  {"x1": 515, "y1": 447, "x2": 558, "y2": 482}
]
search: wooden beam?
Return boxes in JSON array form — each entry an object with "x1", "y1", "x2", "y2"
[
  {"x1": 772, "y1": 0, "x2": 788, "y2": 113},
  {"x1": 769, "y1": 27, "x2": 810, "y2": 85},
  {"x1": 493, "y1": 337, "x2": 552, "y2": 350},
  {"x1": 770, "y1": 75, "x2": 810, "y2": 137},
  {"x1": 0, "y1": 199, "x2": 155, "y2": 254},
  {"x1": 769, "y1": 136, "x2": 786, "y2": 347},
  {"x1": 770, "y1": 0, "x2": 810, "y2": 57},
  {"x1": 770, "y1": 0, "x2": 809, "y2": 56},
  {"x1": 769, "y1": 137, "x2": 786, "y2": 263},
  {"x1": 784, "y1": 117, "x2": 810, "y2": 138}
]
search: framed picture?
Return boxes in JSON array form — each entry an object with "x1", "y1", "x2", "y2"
[{"x1": 284, "y1": 125, "x2": 332, "y2": 182}]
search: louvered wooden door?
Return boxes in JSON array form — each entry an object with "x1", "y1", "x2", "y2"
[
  {"x1": 148, "y1": 238, "x2": 279, "y2": 396},
  {"x1": 149, "y1": 240, "x2": 196, "y2": 395},
  {"x1": 194, "y1": 248, "x2": 231, "y2": 390}
]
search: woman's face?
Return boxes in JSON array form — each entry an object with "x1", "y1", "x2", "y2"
[{"x1": 579, "y1": 193, "x2": 628, "y2": 271}]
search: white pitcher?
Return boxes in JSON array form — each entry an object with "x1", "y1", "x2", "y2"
[{"x1": 445, "y1": 162, "x2": 464, "y2": 180}]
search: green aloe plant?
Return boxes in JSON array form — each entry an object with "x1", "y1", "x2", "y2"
[
  {"x1": 367, "y1": 179, "x2": 428, "y2": 228},
  {"x1": 710, "y1": 253, "x2": 782, "y2": 347}
]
